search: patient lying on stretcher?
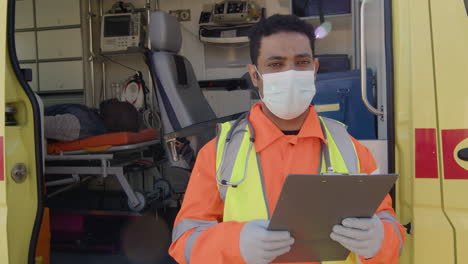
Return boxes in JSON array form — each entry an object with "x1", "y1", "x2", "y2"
[{"x1": 44, "y1": 99, "x2": 139, "y2": 142}]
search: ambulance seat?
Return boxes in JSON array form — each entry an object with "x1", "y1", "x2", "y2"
[
  {"x1": 146, "y1": 11, "x2": 240, "y2": 170},
  {"x1": 148, "y1": 11, "x2": 216, "y2": 132}
]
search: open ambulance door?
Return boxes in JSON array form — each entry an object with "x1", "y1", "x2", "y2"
[
  {"x1": 393, "y1": 0, "x2": 462, "y2": 263},
  {"x1": 429, "y1": 0, "x2": 468, "y2": 263},
  {"x1": 1, "y1": 1, "x2": 45, "y2": 264}
]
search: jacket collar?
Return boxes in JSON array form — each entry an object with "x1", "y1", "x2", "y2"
[{"x1": 248, "y1": 103, "x2": 326, "y2": 152}]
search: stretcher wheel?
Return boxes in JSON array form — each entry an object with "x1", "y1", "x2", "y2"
[
  {"x1": 128, "y1": 191, "x2": 146, "y2": 212},
  {"x1": 154, "y1": 179, "x2": 171, "y2": 199}
]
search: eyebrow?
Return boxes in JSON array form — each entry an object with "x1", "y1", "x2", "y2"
[
  {"x1": 295, "y1": 53, "x2": 313, "y2": 59},
  {"x1": 266, "y1": 56, "x2": 286, "y2": 61},
  {"x1": 266, "y1": 54, "x2": 313, "y2": 61}
]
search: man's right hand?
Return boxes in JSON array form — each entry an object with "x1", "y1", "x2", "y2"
[{"x1": 239, "y1": 220, "x2": 295, "y2": 264}]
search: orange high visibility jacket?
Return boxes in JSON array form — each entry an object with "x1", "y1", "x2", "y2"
[{"x1": 169, "y1": 103, "x2": 405, "y2": 264}]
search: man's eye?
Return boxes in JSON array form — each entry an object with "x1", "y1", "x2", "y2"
[
  {"x1": 297, "y1": 60, "x2": 311, "y2": 65},
  {"x1": 269, "y1": 63, "x2": 282, "y2": 68}
]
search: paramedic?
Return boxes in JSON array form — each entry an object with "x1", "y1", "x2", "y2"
[
  {"x1": 44, "y1": 99, "x2": 139, "y2": 142},
  {"x1": 169, "y1": 14, "x2": 405, "y2": 264}
]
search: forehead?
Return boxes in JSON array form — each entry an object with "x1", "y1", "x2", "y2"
[{"x1": 258, "y1": 32, "x2": 313, "y2": 60}]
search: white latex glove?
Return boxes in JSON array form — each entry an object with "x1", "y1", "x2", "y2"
[
  {"x1": 330, "y1": 215, "x2": 384, "y2": 259},
  {"x1": 240, "y1": 220, "x2": 295, "y2": 264}
]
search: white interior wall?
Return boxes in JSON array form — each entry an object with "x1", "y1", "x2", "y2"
[
  {"x1": 304, "y1": 15, "x2": 354, "y2": 58},
  {"x1": 15, "y1": 32, "x2": 36, "y2": 60},
  {"x1": 37, "y1": 29, "x2": 83, "y2": 59},
  {"x1": 35, "y1": 0, "x2": 81, "y2": 26},
  {"x1": 315, "y1": 28, "x2": 353, "y2": 56}
]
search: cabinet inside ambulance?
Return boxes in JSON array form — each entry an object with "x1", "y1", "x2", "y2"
[{"x1": 9, "y1": 0, "x2": 393, "y2": 263}]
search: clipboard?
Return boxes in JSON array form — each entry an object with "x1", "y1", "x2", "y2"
[{"x1": 267, "y1": 173, "x2": 399, "y2": 263}]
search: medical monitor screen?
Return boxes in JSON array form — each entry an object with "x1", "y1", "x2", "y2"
[{"x1": 104, "y1": 15, "x2": 131, "y2": 37}]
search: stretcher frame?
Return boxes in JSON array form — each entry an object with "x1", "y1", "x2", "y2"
[{"x1": 45, "y1": 139, "x2": 160, "y2": 212}]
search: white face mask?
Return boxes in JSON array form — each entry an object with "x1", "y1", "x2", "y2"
[{"x1": 256, "y1": 68, "x2": 316, "y2": 120}]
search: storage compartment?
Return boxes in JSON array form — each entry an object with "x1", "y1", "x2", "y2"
[
  {"x1": 35, "y1": 0, "x2": 81, "y2": 27},
  {"x1": 37, "y1": 29, "x2": 83, "y2": 59},
  {"x1": 15, "y1": 0, "x2": 34, "y2": 29},
  {"x1": 15, "y1": 32, "x2": 36, "y2": 60},
  {"x1": 39, "y1": 61, "x2": 84, "y2": 91},
  {"x1": 314, "y1": 69, "x2": 377, "y2": 140}
]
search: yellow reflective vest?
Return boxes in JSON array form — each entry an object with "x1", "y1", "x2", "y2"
[{"x1": 215, "y1": 116, "x2": 361, "y2": 264}]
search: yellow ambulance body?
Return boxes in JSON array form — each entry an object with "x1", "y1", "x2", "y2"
[{"x1": 0, "y1": 0, "x2": 467, "y2": 263}]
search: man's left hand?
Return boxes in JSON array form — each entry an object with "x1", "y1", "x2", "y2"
[{"x1": 330, "y1": 215, "x2": 384, "y2": 259}]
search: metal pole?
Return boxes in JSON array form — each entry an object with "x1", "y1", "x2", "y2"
[
  {"x1": 88, "y1": 0, "x2": 96, "y2": 106},
  {"x1": 360, "y1": 0, "x2": 385, "y2": 116}
]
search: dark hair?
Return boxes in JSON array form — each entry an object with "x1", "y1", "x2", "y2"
[
  {"x1": 99, "y1": 99, "x2": 139, "y2": 132},
  {"x1": 248, "y1": 14, "x2": 316, "y2": 65}
]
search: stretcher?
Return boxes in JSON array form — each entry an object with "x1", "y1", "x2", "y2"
[{"x1": 45, "y1": 129, "x2": 160, "y2": 212}]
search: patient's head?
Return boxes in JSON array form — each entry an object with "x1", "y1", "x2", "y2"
[{"x1": 100, "y1": 99, "x2": 139, "y2": 132}]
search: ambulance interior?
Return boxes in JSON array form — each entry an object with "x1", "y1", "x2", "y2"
[{"x1": 13, "y1": 0, "x2": 392, "y2": 263}]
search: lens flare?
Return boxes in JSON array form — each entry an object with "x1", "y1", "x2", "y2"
[{"x1": 314, "y1": 21, "x2": 333, "y2": 39}]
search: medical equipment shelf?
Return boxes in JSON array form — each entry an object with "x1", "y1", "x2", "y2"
[
  {"x1": 97, "y1": 48, "x2": 146, "y2": 58},
  {"x1": 88, "y1": 0, "x2": 154, "y2": 105},
  {"x1": 19, "y1": 57, "x2": 83, "y2": 64},
  {"x1": 15, "y1": 24, "x2": 82, "y2": 33},
  {"x1": 37, "y1": 89, "x2": 84, "y2": 96}
]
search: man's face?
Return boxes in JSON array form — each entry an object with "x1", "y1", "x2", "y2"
[{"x1": 247, "y1": 32, "x2": 319, "y2": 98}]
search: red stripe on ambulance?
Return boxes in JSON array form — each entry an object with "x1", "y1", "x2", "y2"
[
  {"x1": 442, "y1": 129, "x2": 468, "y2": 180},
  {"x1": 415, "y1": 129, "x2": 439, "y2": 179}
]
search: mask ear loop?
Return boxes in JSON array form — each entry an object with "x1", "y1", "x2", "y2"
[
  {"x1": 254, "y1": 65, "x2": 263, "y2": 80},
  {"x1": 253, "y1": 65, "x2": 264, "y2": 101}
]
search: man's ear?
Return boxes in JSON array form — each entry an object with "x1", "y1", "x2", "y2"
[
  {"x1": 247, "y1": 64, "x2": 260, "y2": 88},
  {"x1": 314, "y1": 58, "x2": 320, "y2": 79}
]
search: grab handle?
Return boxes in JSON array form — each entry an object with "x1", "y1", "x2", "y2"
[{"x1": 360, "y1": 0, "x2": 385, "y2": 116}]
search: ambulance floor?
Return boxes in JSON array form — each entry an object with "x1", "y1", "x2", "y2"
[{"x1": 50, "y1": 251, "x2": 178, "y2": 264}]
